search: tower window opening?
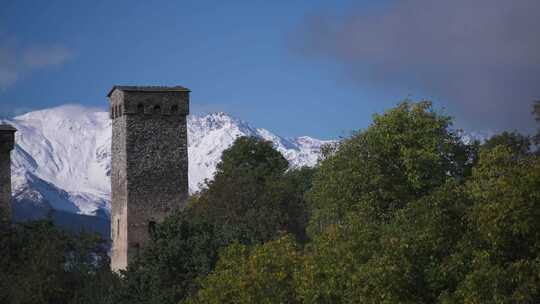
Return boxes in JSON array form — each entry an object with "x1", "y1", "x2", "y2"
[
  {"x1": 153, "y1": 104, "x2": 161, "y2": 113},
  {"x1": 148, "y1": 221, "x2": 156, "y2": 236},
  {"x1": 117, "y1": 219, "x2": 120, "y2": 237},
  {"x1": 137, "y1": 103, "x2": 144, "y2": 113},
  {"x1": 171, "y1": 105, "x2": 178, "y2": 113},
  {"x1": 134, "y1": 243, "x2": 140, "y2": 257},
  {"x1": 118, "y1": 105, "x2": 122, "y2": 117}
]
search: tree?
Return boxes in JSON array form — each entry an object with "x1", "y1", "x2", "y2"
[
  {"x1": 189, "y1": 234, "x2": 302, "y2": 304},
  {"x1": 0, "y1": 219, "x2": 115, "y2": 304},
  {"x1": 112, "y1": 212, "x2": 222, "y2": 304},
  {"x1": 214, "y1": 136, "x2": 289, "y2": 179},
  {"x1": 298, "y1": 182, "x2": 470, "y2": 303},
  {"x1": 261, "y1": 167, "x2": 314, "y2": 243},
  {"x1": 307, "y1": 101, "x2": 474, "y2": 236},
  {"x1": 191, "y1": 136, "x2": 303, "y2": 244},
  {"x1": 448, "y1": 146, "x2": 540, "y2": 303},
  {"x1": 483, "y1": 131, "x2": 531, "y2": 158}
]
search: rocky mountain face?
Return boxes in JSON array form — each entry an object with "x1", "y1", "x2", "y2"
[{"x1": 1, "y1": 105, "x2": 331, "y2": 236}]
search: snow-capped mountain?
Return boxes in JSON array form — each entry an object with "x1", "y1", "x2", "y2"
[
  {"x1": 187, "y1": 112, "x2": 329, "y2": 191},
  {"x1": 2, "y1": 105, "x2": 331, "y2": 228}
]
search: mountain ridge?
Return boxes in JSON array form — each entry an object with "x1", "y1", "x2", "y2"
[{"x1": 1, "y1": 105, "x2": 332, "y2": 230}]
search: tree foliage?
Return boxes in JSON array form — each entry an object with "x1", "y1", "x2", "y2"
[
  {"x1": 188, "y1": 234, "x2": 302, "y2": 304},
  {"x1": 191, "y1": 136, "x2": 302, "y2": 244},
  {"x1": 192, "y1": 101, "x2": 540, "y2": 303},
  {"x1": 307, "y1": 101, "x2": 474, "y2": 235},
  {"x1": 450, "y1": 146, "x2": 540, "y2": 303},
  {"x1": 0, "y1": 219, "x2": 116, "y2": 304},
  {"x1": 111, "y1": 212, "x2": 222, "y2": 304},
  {"x1": 483, "y1": 131, "x2": 531, "y2": 158}
]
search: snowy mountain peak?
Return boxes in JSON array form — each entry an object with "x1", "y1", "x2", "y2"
[
  {"x1": 5, "y1": 105, "x2": 332, "y2": 220},
  {"x1": 188, "y1": 112, "x2": 256, "y2": 138}
]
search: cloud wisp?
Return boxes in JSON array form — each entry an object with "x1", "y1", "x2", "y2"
[
  {"x1": 291, "y1": 0, "x2": 540, "y2": 133},
  {"x1": 0, "y1": 43, "x2": 73, "y2": 90}
]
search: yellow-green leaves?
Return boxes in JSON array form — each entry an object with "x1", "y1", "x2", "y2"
[{"x1": 191, "y1": 235, "x2": 302, "y2": 304}]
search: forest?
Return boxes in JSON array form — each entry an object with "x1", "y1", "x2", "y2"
[{"x1": 2, "y1": 100, "x2": 540, "y2": 304}]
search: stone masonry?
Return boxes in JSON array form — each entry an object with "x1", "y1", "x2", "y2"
[
  {"x1": 0, "y1": 124, "x2": 16, "y2": 223},
  {"x1": 108, "y1": 86, "x2": 190, "y2": 271}
]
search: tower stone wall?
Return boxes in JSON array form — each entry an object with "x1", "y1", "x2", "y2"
[
  {"x1": 0, "y1": 124, "x2": 16, "y2": 223},
  {"x1": 108, "y1": 86, "x2": 189, "y2": 271}
]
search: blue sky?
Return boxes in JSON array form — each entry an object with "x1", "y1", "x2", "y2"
[{"x1": 1, "y1": 0, "x2": 538, "y2": 138}]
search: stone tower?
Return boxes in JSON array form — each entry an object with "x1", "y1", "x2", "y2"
[
  {"x1": 108, "y1": 86, "x2": 190, "y2": 271},
  {"x1": 0, "y1": 124, "x2": 16, "y2": 223}
]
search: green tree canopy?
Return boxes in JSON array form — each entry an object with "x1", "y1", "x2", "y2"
[
  {"x1": 112, "y1": 212, "x2": 222, "y2": 304},
  {"x1": 483, "y1": 131, "x2": 531, "y2": 158},
  {"x1": 307, "y1": 101, "x2": 474, "y2": 235},
  {"x1": 188, "y1": 234, "x2": 302, "y2": 304},
  {"x1": 192, "y1": 136, "x2": 305, "y2": 244},
  {"x1": 297, "y1": 181, "x2": 470, "y2": 303},
  {"x1": 214, "y1": 136, "x2": 289, "y2": 179},
  {"x1": 0, "y1": 219, "x2": 115, "y2": 304},
  {"x1": 442, "y1": 145, "x2": 540, "y2": 303}
]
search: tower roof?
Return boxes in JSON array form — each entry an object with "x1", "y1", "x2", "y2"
[
  {"x1": 107, "y1": 85, "x2": 190, "y2": 97},
  {"x1": 0, "y1": 124, "x2": 16, "y2": 132}
]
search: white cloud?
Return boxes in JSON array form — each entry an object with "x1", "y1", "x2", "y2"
[
  {"x1": 23, "y1": 45, "x2": 73, "y2": 68},
  {"x1": 0, "y1": 68, "x2": 19, "y2": 89},
  {"x1": 0, "y1": 43, "x2": 73, "y2": 90}
]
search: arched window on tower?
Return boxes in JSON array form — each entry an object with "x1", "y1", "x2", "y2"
[
  {"x1": 170, "y1": 105, "x2": 179, "y2": 113},
  {"x1": 153, "y1": 104, "x2": 161, "y2": 114},
  {"x1": 118, "y1": 104, "x2": 122, "y2": 117},
  {"x1": 137, "y1": 103, "x2": 144, "y2": 113}
]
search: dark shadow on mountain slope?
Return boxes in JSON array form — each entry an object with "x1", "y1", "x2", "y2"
[{"x1": 12, "y1": 198, "x2": 111, "y2": 240}]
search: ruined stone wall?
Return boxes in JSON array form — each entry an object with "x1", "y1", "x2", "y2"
[
  {"x1": 0, "y1": 129, "x2": 15, "y2": 223},
  {"x1": 0, "y1": 147, "x2": 12, "y2": 222},
  {"x1": 110, "y1": 88, "x2": 189, "y2": 271}
]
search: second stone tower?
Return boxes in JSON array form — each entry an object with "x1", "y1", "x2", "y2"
[
  {"x1": 108, "y1": 86, "x2": 190, "y2": 271},
  {"x1": 0, "y1": 124, "x2": 16, "y2": 223}
]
